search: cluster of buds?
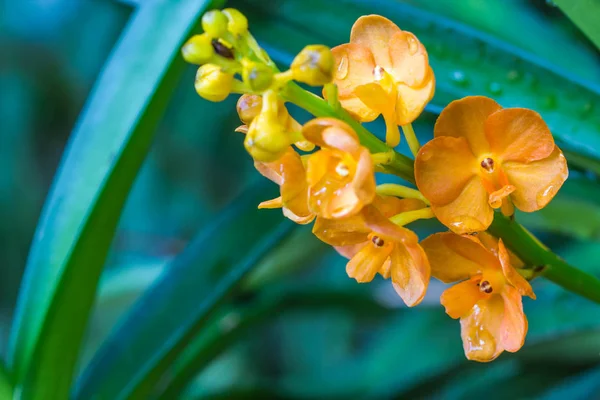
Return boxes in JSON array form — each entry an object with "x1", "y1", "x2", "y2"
[
  {"x1": 183, "y1": 11, "x2": 569, "y2": 363},
  {"x1": 182, "y1": 8, "x2": 334, "y2": 162}
]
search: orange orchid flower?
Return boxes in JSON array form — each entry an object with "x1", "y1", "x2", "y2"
[
  {"x1": 302, "y1": 118, "x2": 376, "y2": 219},
  {"x1": 422, "y1": 232, "x2": 535, "y2": 362},
  {"x1": 415, "y1": 96, "x2": 568, "y2": 234},
  {"x1": 329, "y1": 15, "x2": 435, "y2": 146},
  {"x1": 255, "y1": 147, "x2": 315, "y2": 224},
  {"x1": 313, "y1": 196, "x2": 430, "y2": 306}
]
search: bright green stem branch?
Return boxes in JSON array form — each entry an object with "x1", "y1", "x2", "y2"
[
  {"x1": 283, "y1": 81, "x2": 600, "y2": 304},
  {"x1": 490, "y1": 213, "x2": 600, "y2": 304},
  {"x1": 281, "y1": 82, "x2": 415, "y2": 183},
  {"x1": 401, "y1": 124, "x2": 421, "y2": 157},
  {"x1": 390, "y1": 208, "x2": 435, "y2": 227},
  {"x1": 376, "y1": 183, "x2": 430, "y2": 205}
]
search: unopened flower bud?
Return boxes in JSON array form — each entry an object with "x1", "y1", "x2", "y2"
[
  {"x1": 201, "y1": 10, "x2": 229, "y2": 38},
  {"x1": 182, "y1": 34, "x2": 215, "y2": 65},
  {"x1": 223, "y1": 8, "x2": 248, "y2": 36},
  {"x1": 194, "y1": 64, "x2": 233, "y2": 102},
  {"x1": 245, "y1": 113, "x2": 290, "y2": 162},
  {"x1": 242, "y1": 61, "x2": 274, "y2": 92},
  {"x1": 291, "y1": 45, "x2": 334, "y2": 86},
  {"x1": 237, "y1": 94, "x2": 263, "y2": 125}
]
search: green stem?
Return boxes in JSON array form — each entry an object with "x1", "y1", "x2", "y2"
[
  {"x1": 376, "y1": 183, "x2": 430, "y2": 205},
  {"x1": 281, "y1": 82, "x2": 415, "y2": 183},
  {"x1": 401, "y1": 123, "x2": 421, "y2": 158},
  {"x1": 489, "y1": 213, "x2": 600, "y2": 303},
  {"x1": 282, "y1": 81, "x2": 600, "y2": 304}
]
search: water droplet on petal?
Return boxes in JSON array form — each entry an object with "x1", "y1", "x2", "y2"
[
  {"x1": 336, "y1": 55, "x2": 349, "y2": 79},
  {"x1": 419, "y1": 149, "x2": 432, "y2": 161},
  {"x1": 537, "y1": 185, "x2": 557, "y2": 207},
  {"x1": 406, "y1": 35, "x2": 419, "y2": 55},
  {"x1": 465, "y1": 324, "x2": 497, "y2": 359},
  {"x1": 373, "y1": 65, "x2": 384, "y2": 81}
]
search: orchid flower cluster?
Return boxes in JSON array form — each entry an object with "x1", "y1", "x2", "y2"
[{"x1": 182, "y1": 9, "x2": 569, "y2": 362}]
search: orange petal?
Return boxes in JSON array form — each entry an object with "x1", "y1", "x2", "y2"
[
  {"x1": 258, "y1": 197, "x2": 283, "y2": 209},
  {"x1": 498, "y1": 240, "x2": 535, "y2": 299},
  {"x1": 388, "y1": 31, "x2": 429, "y2": 87},
  {"x1": 330, "y1": 43, "x2": 379, "y2": 122},
  {"x1": 350, "y1": 15, "x2": 401, "y2": 71},
  {"x1": 441, "y1": 277, "x2": 485, "y2": 319},
  {"x1": 302, "y1": 118, "x2": 360, "y2": 151},
  {"x1": 362, "y1": 204, "x2": 418, "y2": 244},
  {"x1": 282, "y1": 208, "x2": 315, "y2": 225},
  {"x1": 430, "y1": 176, "x2": 494, "y2": 234},
  {"x1": 394, "y1": 70, "x2": 435, "y2": 125},
  {"x1": 499, "y1": 286, "x2": 528, "y2": 353},
  {"x1": 334, "y1": 242, "x2": 368, "y2": 259},
  {"x1": 280, "y1": 150, "x2": 312, "y2": 221},
  {"x1": 350, "y1": 148, "x2": 376, "y2": 205},
  {"x1": 488, "y1": 184, "x2": 516, "y2": 209},
  {"x1": 503, "y1": 147, "x2": 568, "y2": 212},
  {"x1": 373, "y1": 195, "x2": 426, "y2": 218},
  {"x1": 434, "y1": 96, "x2": 501, "y2": 156},
  {"x1": 312, "y1": 215, "x2": 370, "y2": 247},
  {"x1": 421, "y1": 232, "x2": 496, "y2": 283},
  {"x1": 485, "y1": 108, "x2": 555, "y2": 163},
  {"x1": 460, "y1": 295, "x2": 504, "y2": 362},
  {"x1": 254, "y1": 160, "x2": 283, "y2": 185},
  {"x1": 389, "y1": 243, "x2": 430, "y2": 307},
  {"x1": 346, "y1": 241, "x2": 393, "y2": 283},
  {"x1": 415, "y1": 136, "x2": 478, "y2": 206}
]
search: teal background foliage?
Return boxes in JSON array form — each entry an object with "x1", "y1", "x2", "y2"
[{"x1": 0, "y1": 0, "x2": 599, "y2": 398}]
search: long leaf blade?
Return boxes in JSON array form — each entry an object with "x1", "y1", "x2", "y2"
[
  {"x1": 8, "y1": 1, "x2": 217, "y2": 397},
  {"x1": 554, "y1": 0, "x2": 600, "y2": 50},
  {"x1": 75, "y1": 184, "x2": 292, "y2": 400}
]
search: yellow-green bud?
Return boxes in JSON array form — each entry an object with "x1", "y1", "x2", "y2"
[
  {"x1": 245, "y1": 112, "x2": 289, "y2": 162},
  {"x1": 182, "y1": 34, "x2": 214, "y2": 65},
  {"x1": 194, "y1": 64, "x2": 233, "y2": 102},
  {"x1": 242, "y1": 61, "x2": 274, "y2": 92},
  {"x1": 237, "y1": 94, "x2": 263, "y2": 125},
  {"x1": 291, "y1": 45, "x2": 334, "y2": 86},
  {"x1": 201, "y1": 10, "x2": 229, "y2": 38},
  {"x1": 223, "y1": 8, "x2": 248, "y2": 36}
]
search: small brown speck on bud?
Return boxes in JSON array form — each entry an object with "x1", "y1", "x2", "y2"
[
  {"x1": 480, "y1": 157, "x2": 494, "y2": 172},
  {"x1": 211, "y1": 39, "x2": 234, "y2": 59}
]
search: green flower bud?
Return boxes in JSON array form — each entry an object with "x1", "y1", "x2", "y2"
[
  {"x1": 181, "y1": 34, "x2": 214, "y2": 65},
  {"x1": 201, "y1": 10, "x2": 229, "y2": 38},
  {"x1": 242, "y1": 61, "x2": 274, "y2": 92},
  {"x1": 194, "y1": 64, "x2": 233, "y2": 102},
  {"x1": 223, "y1": 8, "x2": 248, "y2": 36},
  {"x1": 291, "y1": 45, "x2": 334, "y2": 86}
]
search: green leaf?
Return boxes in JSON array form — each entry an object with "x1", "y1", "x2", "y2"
[
  {"x1": 235, "y1": 0, "x2": 600, "y2": 165},
  {"x1": 75, "y1": 184, "x2": 294, "y2": 400},
  {"x1": 554, "y1": 0, "x2": 600, "y2": 50},
  {"x1": 157, "y1": 285, "x2": 392, "y2": 398},
  {"x1": 8, "y1": 0, "x2": 219, "y2": 397},
  {"x1": 0, "y1": 363, "x2": 13, "y2": 400}
]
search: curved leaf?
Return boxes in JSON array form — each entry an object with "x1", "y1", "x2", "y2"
[
  {"x1": 554, "y1": 0, "x2": 600, "y2": 50},
  {"x1": 0, "y1": 363, "x2": 13, "y2": 400},
  {"x1": 8, "y1": 0, "x2": 219, "y2": 397},
  {"x1": 75, "y1": 184, "x2": 293, "y2": 400}
]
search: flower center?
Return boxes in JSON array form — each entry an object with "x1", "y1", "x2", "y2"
[
  {"x1": 373, "y1": 65, "x2": 385, "y2": 81},
  {"x1": 479, "y1": 280, "x2": 493, "y2": 294},
  {"x1": 371, "y1": 235, "x2": 385, "y2": 247},
  {"x1": 480, "y1": 157, "x2": 494, "y2": 172}
]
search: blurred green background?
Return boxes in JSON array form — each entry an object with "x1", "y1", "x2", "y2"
[{"x1": 1, "y1": 0, "x2": 600, "y2": 398}]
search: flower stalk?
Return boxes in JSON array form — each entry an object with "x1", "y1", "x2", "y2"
[{"x1": 283, "y1": 79, "x2": 600, "y2": 305}]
